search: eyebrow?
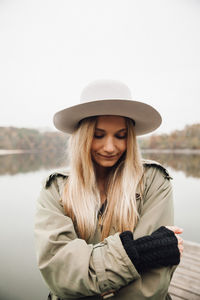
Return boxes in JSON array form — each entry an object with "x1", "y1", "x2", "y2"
[{"x1": 95, "y1": 128, "x2": 127, "y2": 133}]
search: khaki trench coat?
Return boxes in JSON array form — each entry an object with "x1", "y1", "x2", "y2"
[{"x1": 34, "y1": 159, "x2": 177, "y2": 300}]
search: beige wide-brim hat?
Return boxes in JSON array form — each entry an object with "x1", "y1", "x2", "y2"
[{"x1": 53, "y1": 80, "x2": 162, "y2": 136}]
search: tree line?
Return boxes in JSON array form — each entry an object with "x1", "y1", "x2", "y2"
[
  {"x1": 0, "y1": 126, "x2": 68, "y2": 152},
  {"x1": 138, "y1": 123, "x2": 200, "y2": 150},
  {"x1": 0, "y1": 123, "x2": 200, "y2": 151}
]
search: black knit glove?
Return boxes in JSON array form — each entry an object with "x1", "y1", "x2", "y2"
[{"x1": 120, "y1": 226, "x2": 180, "y2": 273}]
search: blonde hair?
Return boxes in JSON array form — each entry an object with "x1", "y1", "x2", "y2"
[{"x1": 62, "y1": 116, "x2": 144, "y2": 241}]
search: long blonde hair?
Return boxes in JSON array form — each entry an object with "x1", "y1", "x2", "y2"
[{"x1": 62, "y1": 116, "x2": 144, "y2": 241}]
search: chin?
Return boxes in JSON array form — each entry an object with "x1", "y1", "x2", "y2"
[
  {"x1": 96, "y1": 159, "x2": 119, "y2": 168},
  {"x1": 102, "y1": 163, "x2": 116, "y2": 167}
]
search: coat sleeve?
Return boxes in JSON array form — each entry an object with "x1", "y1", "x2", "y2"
[
  {"x1": 34, "y1": 176, "x2": 140, "y2": 299},
  {"x1": 115, "y1": 164, "x2": 177, "y2": 299}
]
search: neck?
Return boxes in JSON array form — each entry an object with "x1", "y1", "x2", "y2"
[
  {"x1": 94, "y1": 163, "x2": 112, "y2": 181},
  {"x1": 94, "y1": 164, "x2": 112, "y2": 204}
]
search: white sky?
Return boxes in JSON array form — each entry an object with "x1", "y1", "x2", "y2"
[{"x1": 0, "y1": 0, "x2": 200, "y2": 136}]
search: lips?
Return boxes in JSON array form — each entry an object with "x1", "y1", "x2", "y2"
[{"x1": 97, "y1": 153, "x2": 119, "y2": 159}]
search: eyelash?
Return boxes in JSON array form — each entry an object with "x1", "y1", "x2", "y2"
[{"x1": 94, "y1": 134, "x2": 127, "y2": 139}]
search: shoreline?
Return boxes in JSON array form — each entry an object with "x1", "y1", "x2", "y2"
[
  {"x1": 141, "y1": 149, "x2": 200, "y2": 154},
  {"x1": 0, "y1": 149, "x2": 41, "y2": 155},
  {"x1": 1, "y1": 148, "x2": 200, "y2": 156}
]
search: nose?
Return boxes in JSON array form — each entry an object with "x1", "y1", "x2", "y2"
[{"x1": 103, "y1": 137, "x2": 115, "y2": 153}]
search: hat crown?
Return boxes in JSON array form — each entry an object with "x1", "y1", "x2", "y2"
[{"x1": 80, "y1": 79, "x2": 132, "y2": 103}]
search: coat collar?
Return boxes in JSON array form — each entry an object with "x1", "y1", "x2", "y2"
[{"x1": 45, "y1": 159, "x2": 172, "y2": 189}]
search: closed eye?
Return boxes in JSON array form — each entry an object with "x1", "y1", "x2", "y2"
[
  {"x1": 94, "y1": 134, "x2": 104, "y2": 139},
  {"x1": 94, "y1": 134, "x2": 127, "y2": 139},
  {"x1": 115, "y1": 134, "x2": 127, "y2": 139}
]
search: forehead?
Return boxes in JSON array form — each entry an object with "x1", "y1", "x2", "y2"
[{"x1": 95, "y1": 115, "x2": 126, "y2": 129}]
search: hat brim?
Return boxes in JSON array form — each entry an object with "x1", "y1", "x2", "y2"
[{"x1": 53, "y1": 99, "x2": 162, "y2": 136}]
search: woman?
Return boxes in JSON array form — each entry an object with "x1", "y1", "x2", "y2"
[{"x1": 34, "y1": 80, "x2": 183, "y2": 300}]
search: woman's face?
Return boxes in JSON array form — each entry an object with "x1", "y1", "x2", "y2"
[{"x1": 91, "y1": 115, "x2": 127, "y2": 168}]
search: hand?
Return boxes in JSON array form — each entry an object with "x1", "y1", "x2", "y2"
[
  {"x1": 165, "y1": 226, "x2": 184, "y2": 257},
  {"x1": 120, "y1": 226, "x2": 181, "y2": 272}
]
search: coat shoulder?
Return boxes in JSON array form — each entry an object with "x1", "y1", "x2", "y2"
[
  {"x1": 142, "y1": 158, "x2": 172, "y2": 180},
  {"x1": 44, "y1": 160, "x2": 172, "y2": 189},
  {"x1": 44, "y1": 169, "x2": 69, "y2": 189}
]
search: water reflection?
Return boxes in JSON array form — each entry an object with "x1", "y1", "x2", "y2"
[
  {"x1": 142, "y1": 152, "x2": 200, "y2": 179},
  {"x1": 0, "y1": 151, "x2": 68, "y2": 175},
  {"x1": 0, "y1": 152, "x2": 199, "y2": 300},
  {"x1": 0, "y1": 151, "x2": 200, "y2": 178}
]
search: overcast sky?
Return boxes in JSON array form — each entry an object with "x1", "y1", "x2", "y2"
[{"x1": 0, "y1": 0, "x2": 199, "y2": 136}]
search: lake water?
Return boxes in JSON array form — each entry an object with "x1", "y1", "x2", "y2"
[{"x1": 0, "y1": 152, "x2": 200, "y2": 300}]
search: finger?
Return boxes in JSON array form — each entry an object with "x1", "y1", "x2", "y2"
[
  {"x1": 178, "y1": 239, "x2": 183, "y2": 245},
  {"x1": 176, "y1": 235, "x2": 183, "y2": 244},
  {"x1": 166, "y1": 226, "x2": 183, "y2": 234},
  {"x1": 179, "y1": 238, "x2": 183, "y2": 245},
  {"x1": 166, "y1": 226, "x2": 183, "y2": 233},
  {"x1": 179, "y1": 246, "x2": 184, "y2": 255}
]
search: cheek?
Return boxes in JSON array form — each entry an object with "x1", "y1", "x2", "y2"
[
  {"x1": 90, "y1": 141, "x2": 100, "y2": 163},
  {"x1": 91, "y1": 141, "x2": 96, "y2": 152},
  {"x1": 91, "y1": 140, "x2": 100, "y2": 153},
  {"x1": 118, "y1": 140, "x2": 127, "y2": 152}
]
